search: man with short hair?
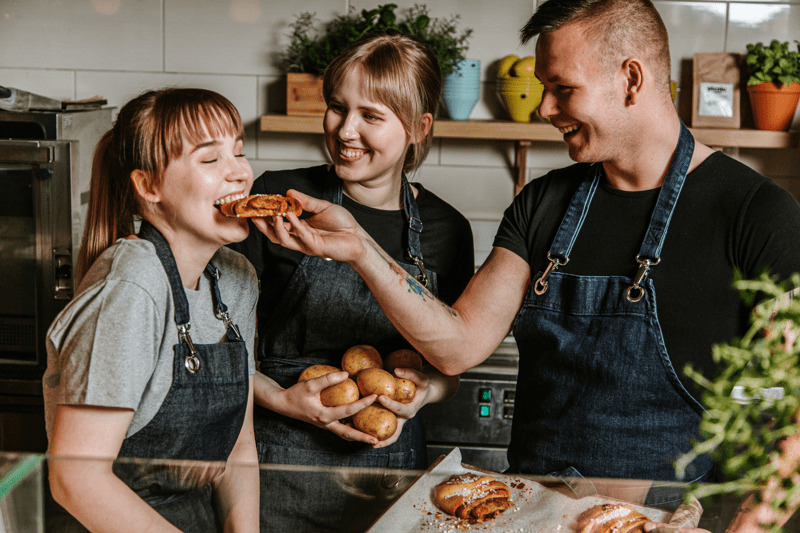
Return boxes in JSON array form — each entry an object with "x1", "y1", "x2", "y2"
[{"x1": 257, "y1": 0, "x2": 800, "y2": 529}]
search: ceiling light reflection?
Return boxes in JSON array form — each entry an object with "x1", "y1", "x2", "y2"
[{"x1": 230, "y1": 0, "x2": 261, "y2": 24}]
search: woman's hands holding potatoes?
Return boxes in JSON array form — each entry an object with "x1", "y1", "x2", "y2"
[
  {"x1": 294, "y1": 346, "x2": 432, "y2": 446},
  {"x1": 372, "y1": 366, "x2": 433, "y2": 447},
  {"x1": 276, "y1": 369, "x2": 380, "y2": 445}
]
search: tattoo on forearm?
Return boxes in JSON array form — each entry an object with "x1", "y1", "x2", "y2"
[{"x1": 369, "y1": 241, "x2": 457, "y2": 317}]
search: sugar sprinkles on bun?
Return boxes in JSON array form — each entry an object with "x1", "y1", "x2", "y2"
[
  {"x1": 577, "y1": 503, "x2": 649, "y2": 533},
  {"x1": 433, "y1": 472, "x2": 514, "y2": 522}
]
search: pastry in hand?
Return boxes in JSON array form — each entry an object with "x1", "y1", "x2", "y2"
[
  {"x1": 433, "y1": 472, "x2": 514, "y2": 521},
  {"x1": 217, "y1": 194, "x2": 302, "y2": 217},
  {"x1": 577, "y1": 503, "x2": 649, "y2": 533}
]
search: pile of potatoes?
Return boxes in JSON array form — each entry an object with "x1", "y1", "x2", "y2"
[{"x1": 297, "y1": 345, "x2": 423, "y2": 440}]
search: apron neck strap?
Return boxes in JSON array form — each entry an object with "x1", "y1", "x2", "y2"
[
  {"x1": 637, "y1": 120, "x2": 694, "y2": 261},
  {"x1": 138, "y1": 220, "x2": 192, "y2": 327},
  {"x1": 137, "y1": 220, "x2": 242, "y2": 341},
  {"x1": 534, "y1": 120, "x2": 695, "y2": 297}
]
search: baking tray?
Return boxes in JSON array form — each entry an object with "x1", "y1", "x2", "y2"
[{"x1": 367, "y1": 448, "x2": 698, "y2": 532}]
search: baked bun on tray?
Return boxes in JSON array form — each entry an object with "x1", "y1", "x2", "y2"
[
  {"x1": 217, "y1": 194, "x2": 302, "y2": 217},
  {"x1": 577, "y1": 503, "x2": 649, "y2": 533},
  {"x1": 433, "y1": 472, "x2": 514, "y2": 522}
]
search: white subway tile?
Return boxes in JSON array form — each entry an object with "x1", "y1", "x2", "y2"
[
  {"x1": 0, "y1": 0, "x2": 161, "y2": 71},
  {"x1": 75, "y1": 71, "x2": 260, "y2": 156},
  {"x1": 165, "y1": 1, "x2": 347, "y2": 76}
]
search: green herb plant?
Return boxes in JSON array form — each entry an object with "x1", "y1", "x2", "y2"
[
  {"x1": 283, "y1": 3, "x2": 473, "y2": 78},
  {"x1": 677, "y1": 271, "x2": 800, "y2": 533},
  {"x1": 745, "y1": 40, "x2": 800, "y2": 87}
]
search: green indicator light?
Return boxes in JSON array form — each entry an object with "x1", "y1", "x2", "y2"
[
  {"x1": 479, "y1": 405, "x2": 490, "y2": 417},
  {"x1": 480, "y1": 389, "x2": 492, "y2": 402}
]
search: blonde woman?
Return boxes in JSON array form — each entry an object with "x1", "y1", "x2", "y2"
[{"x1": 230, "y1": 31, "x2": 474, "y2": 531}]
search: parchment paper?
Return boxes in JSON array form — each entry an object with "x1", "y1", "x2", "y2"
[{"x1": 367, "y1": 448, "x2": 671, "y2": 533}]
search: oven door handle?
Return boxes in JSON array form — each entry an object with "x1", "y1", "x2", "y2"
[{"x1": 0, "y1": 141, "x2": 54, "y2": 164}]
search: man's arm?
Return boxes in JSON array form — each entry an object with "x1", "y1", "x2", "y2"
[{"x1": 253, "y1": 190, "x2": 531, "y2": 376}]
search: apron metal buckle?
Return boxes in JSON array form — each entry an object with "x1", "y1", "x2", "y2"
[
  {"x1": 411, "y1": 256, "x2": 429, "y2": 288},
  {"x1": 534, "y1": 252, "x2": 568, "y2": 295},
  {"x1": 177, "y1": 323, "x2": 201, "y2": 373},
  {"x1": 626, "y1": 255, "x2": 660, "y2": 303},
  {"x1": 220, "y1": 311, "x2": 243, "y2": 341}
]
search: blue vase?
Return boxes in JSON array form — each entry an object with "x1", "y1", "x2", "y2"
[{"x1": 443, "y1": 59, "x2": 480, "y2": 120}]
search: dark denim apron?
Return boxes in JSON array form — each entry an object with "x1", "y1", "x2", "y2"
[
  {"x1": 254, "y1": 173, "x2": 436, "y2": 532},
  {"x1": 509, "y1": 121, "x2": 714, "y2": 488},
  {"x1": 47, "y1": 221, "x2": 250, "y2": 533}
]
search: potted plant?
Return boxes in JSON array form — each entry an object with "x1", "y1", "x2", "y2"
[
  {"x1": 745, "y1": 40, "x2": 800, "y2": 131},
  {"x1": 677, "y1": 272, "x2": 800, "y2": 532},
  {"x1": 282, "y1": 3, "x2": 472, "y2": 116}
]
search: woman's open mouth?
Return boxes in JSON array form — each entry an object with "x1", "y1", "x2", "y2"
[
  {"x1": 338, "y1": 146, "x2": 368, "y2": 162},
  {"x1": 213, "y1": 193, "x2": 247, "y2": 210}
]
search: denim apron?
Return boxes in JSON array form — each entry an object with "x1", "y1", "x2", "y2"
[
  {"x1": 509, "y1": 121, "x2": 714, "y2": 485},
  {"x1": 254, "y1": 173, "x2": 436, "y2": 532}
]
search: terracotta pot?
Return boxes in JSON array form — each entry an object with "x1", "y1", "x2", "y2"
[
  {"x1": 286, "y1": 73, "x2": 326, "y2": 116},
  {"x1": 746, "y1": 81, "x2": 800, "y2": 131}
]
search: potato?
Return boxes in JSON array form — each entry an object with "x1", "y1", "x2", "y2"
[
  {"x1": 353, "y1": 405, "x2": 397, "y2": 440},
  {"x1": 384, "y1": 349, "x2": 423, "y2": 373},
  {"x1": 356, "y1": 368, "x2": 396, "y2": 398},
  {"x1": 341, "y1": 345, "x2": 383, "y2": 378},
  {"x1": 298, "y1": 364, "x2": 341, "y2": 382},
  {"x1": 319, "y1": 378, "x2": 360, "y2": 407},
  {"x1": 393, "y1": 378, "x2": 416, "y2": 403}
]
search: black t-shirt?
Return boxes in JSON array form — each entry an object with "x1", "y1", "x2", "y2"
[
  {"x1": 229, "y1": 164, "x2": 475, "y2": 325},
  {"x1": 494, "y1": 152, "x2": 800, "y2": 398}
]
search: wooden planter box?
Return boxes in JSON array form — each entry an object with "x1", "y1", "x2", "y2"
[{"x1": 286, "y1": 73, "x2": 326, "y2": 116}]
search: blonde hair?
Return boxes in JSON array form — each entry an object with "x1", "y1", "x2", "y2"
[
  {"x1": 76, "y1": 88, "x2": 244, "y2": 283},
  {"x1": 322, "y1": 31, "x2": 441, "y2": 174}
]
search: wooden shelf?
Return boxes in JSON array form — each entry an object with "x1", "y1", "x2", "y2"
[{"x1": 260, "y1": 114, "x2": 799, "y2": 194}]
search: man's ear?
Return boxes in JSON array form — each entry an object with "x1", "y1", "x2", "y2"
[
  {"x1": 622, "y1": 58, "x2": 644, "y2": 105},
  {"x1": 130, "y1": 169, "x2": 160, "y2": 203}
]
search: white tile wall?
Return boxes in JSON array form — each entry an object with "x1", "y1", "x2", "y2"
[{"x1": 2, "y1": 0, "x2": 798, "y2": 261}]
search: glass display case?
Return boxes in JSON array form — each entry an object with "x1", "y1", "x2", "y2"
[
  {"x1": 1, "y1": 449, "x2": 798, "y2": 533},
  {"x1": 0, "y1": 453, "x2": 44, "y2": 533}
]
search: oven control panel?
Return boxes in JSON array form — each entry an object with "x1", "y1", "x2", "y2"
[{"x1": 419, "y1": 377, "x2": 516, "y2": 447}]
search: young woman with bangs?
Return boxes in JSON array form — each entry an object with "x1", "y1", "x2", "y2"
[
  {"x1": 229, "y1": 31, "x2": 474, "y2": 532},
  {"x1": 43, "y1": 88, "x2": 259, "y2": 533}
]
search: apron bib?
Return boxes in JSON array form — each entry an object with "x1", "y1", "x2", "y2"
[
  {"x1": 254, "y1": 172, "x2": 436, "y2": 532},
  {"x1": 510, "y1": 121, "x2": 714, "y2": 482}
]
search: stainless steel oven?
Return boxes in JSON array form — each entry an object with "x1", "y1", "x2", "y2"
[
  {"x1": 0, "y1": 108, "x2": 112, "y2": 452},
  {"x1": 419, "y1": 335, "x2": 519, "y2": 473}
]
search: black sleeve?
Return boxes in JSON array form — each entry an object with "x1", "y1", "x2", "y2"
[
  {"x1": 492, "y1": 164, "x2": 587, "y2": 270},
  {"x1": 737, "y1": 177, "x2": 800, "y2": 283},
  {"x1": 493, "y1": 183, "x2": 538, "y2": 264}
]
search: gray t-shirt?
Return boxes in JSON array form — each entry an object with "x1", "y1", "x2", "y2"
[{"x1": 43, "y1": 238, "x2": 258, "y2": 439}]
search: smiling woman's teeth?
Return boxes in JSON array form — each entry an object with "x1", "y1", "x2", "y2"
[
  {"x1": 559, "y1": 125, "x2": 581, "y2": 134},
  {"x1": 340, "y1": 147, "x2": 367, "y2": 161}
]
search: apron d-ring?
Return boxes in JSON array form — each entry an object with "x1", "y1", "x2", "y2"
[
  {"x1": 177, "y1": 323, "x2": 200, "y2": 373},
  {"x1": 626, "y1": 255, "x2": 660, "y2": 303},
  {"x1": 534, "y1": 252, "x2": 569, "y2": 295},
  {"x1": 411, "y1": 255, "x2": 429, "y2": 288}
]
